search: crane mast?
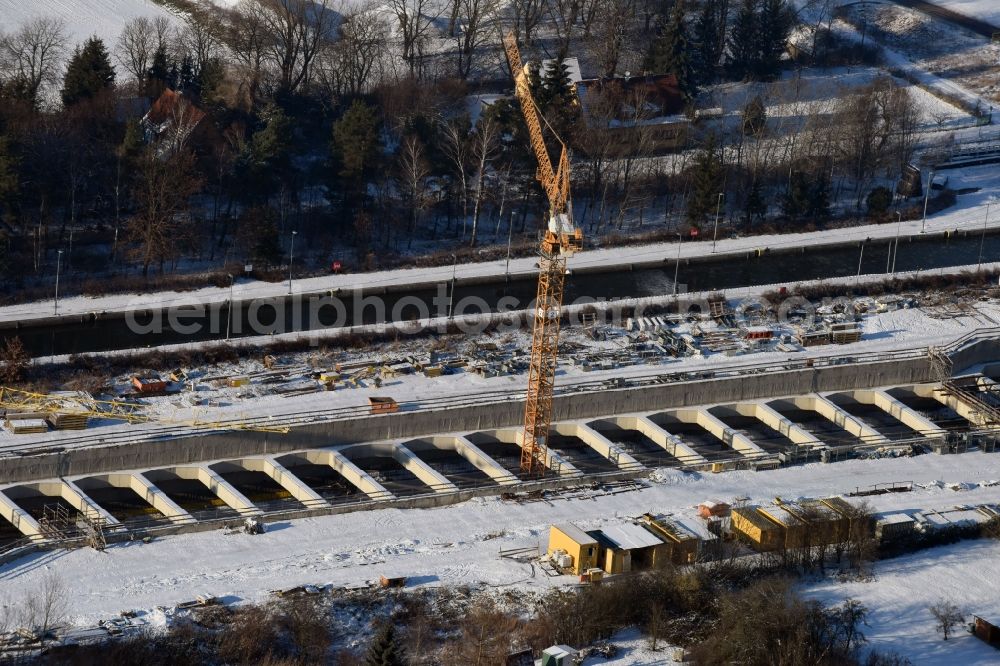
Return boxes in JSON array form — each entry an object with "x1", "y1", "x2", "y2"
[{"x1": 502, "y1": 33, "x2": 583, "y2": 477}]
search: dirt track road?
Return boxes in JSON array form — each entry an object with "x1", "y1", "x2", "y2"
[{"x1": 892, "y1": 0, "x2": 998, "y2": 38}]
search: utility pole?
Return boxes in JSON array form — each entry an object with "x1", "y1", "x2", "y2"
[
  {"x1": 505, "y1": 217, "x2": 514, "y2": 283},
  {"x1": 712, "y1": 192, "x2": 724, "y2": 253},
  {"x1": 54, "y1": 250, "x2": 64, "y2": 315},
  {"x1": 978, "y1": 202, "x2": 991, "y2": 272},
  {"x1": 921, "y1": 170, "x2": 934, "y2": 233},
  {"x1": 287, "y1": 230, "x2": 297, "y2": 294}
]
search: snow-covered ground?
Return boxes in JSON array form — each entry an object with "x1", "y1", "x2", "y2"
[
  {"x1": 805, "y1": 539, "x2": 1000, "y2": 665},
  {"x1": 5, "y1": 450, "x2": 1000, "y2": 652},
  {"x1": 0, "y1": 0, "x2": 183, "y2": 50},
  {"x1": 936, "y1": 0, "x2": 1000, "y2": 26}
]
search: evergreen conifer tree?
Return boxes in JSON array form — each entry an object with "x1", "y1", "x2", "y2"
[
  {"x1": 693, "y1": 0, "x2": 725, "y2": 85},
  {"x1": 728, "y1": 0, "x2": 759, "y2": 80},
  {"x1": 147, "y1": 44, "x2": 171, "y2": 97},
  {"x1": 364, "y1": 623, "x2": 406, "y2": 666},
  {"x1": 61, "y1": 37, "x2": 116, "y2": 106},
  {"x1": 644, "y1": 0, "x2": 695, "y2": 98},
  {"x1": 686, "y1": 134, "x2": 723, "y2": 225}
]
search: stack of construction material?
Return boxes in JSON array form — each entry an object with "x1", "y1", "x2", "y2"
[
  {"x1": 47, "y1": 411, "x2": 90, "y2": 430},
  {"x1": 5, "y1": 413, "x2": 50, "y2": 434}
]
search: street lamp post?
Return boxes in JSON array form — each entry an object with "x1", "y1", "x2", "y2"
[
  {"x1": 448, "y1": 254, "x2": 458, "y2": 318},
  {"x1": 54, "y1": 250, "x2": 64, "y2": 315},
  {"x1": 856, "y1": 240, "x2": 866, "y2": 285},
  {"x1": 673, "y1": 233, "x2": 683, "y2": 299},
  {"x1": 226, "y1": 273, "x2": 235, "y2": 340},
  {"x1": 287, "y1": 230, "x2": 297, "y2": 294},
  {"x1": 978, "y1": 202, "x2": 991, "y2": 272},
  {"x1": 891, "y1": 211, "x2": 902, "y2": 274},
  {"x1": 712, "y1": 193, "x2": 724, "y2": 253},
  {"x1": 921, "y1": 170, "x2": 934, "y2": 233}
]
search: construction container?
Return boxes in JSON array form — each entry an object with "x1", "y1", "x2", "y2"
[
  {"x1": 732, "y1": 506, "x2": 784, "y2": 551},
  {"x1": 228, "y1": 376, "x2": 250, "y2": 388},
  {"x1": 641, "y1": 513, "x2": 700, "y2": 564},
  {"x1": 318, "y1": 372, "x2": 341, "y2": 384},
  {"x1": 698, "y1": 500, "x2": 731, "y2": 518},
  {"x1": 758, "y1": 505, "x2": 809, "y2": 549},
  {"x1": 541, "y1": 645, "x2": 577, "y2": 666},
  {"x1": 379, "y1": 575, "x2": 406, "y2": 588},
  {"x1": 423, "y1": 365, "x2": 444, "y2": 378},
  {"x1": 546, "y1": 524, "x2": 599, "y2": 575},
  {"x1": 368, "y1": 397, "x2": 399, "y2": 415},
  {"x1": 589, "y1": 524, "x2": 670, "y2": 574},
  {"x1": 132, "y1": 376, "x2": 166, "y2": 393}
]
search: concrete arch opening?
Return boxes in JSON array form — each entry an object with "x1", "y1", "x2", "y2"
[
  {"x1": 585, "y1": 419, "x2": 686, "y2": 468},
  {"x1": 73, "y1": 476, "x2": 172, "y2": 526},
  {"x1": 208, "y1": 462, "x2": 308, "y2": 513},
  {"x1": 273, "y1": 453, "x2": 374, "y2": 504},
  {"x1": 141, "y1": 469, "x2": 242, "y2": 521},
  {"x1": 402, "y1": 437, "x2": 517, "y2": 488},
  {"x1": 707, "y1": 406, "x2": 799, "y2": 456},
  {"x1": 765, "y1": 399, "x2": 868, "y2": 448},
  {"x1": 824, "y1": 392, "x2": 921, "y2": 441},
  {"x1": 886, "y1": 387, "x2": 971, "y2": 431},
  {"x1": 647, "y1": 412, "x2": 734, "y2": 463},
  {"x1": 464, "y1": 432, "x2": 530, "y2": 478},
  {"x1": 543, "y1": 428, "x2": 620, "y2": 474},
  {"x1": 338, "y1": 442, "x2": 450, "y2": 497}
]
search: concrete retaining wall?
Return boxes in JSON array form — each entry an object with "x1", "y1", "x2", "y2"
[{"x1": 0, "y1": 354, "x2": 939, "y2": 484}]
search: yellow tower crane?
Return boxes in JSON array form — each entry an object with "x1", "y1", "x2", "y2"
[{"x1": 502, "y1": 33, "x2": 583, "y2": 477}]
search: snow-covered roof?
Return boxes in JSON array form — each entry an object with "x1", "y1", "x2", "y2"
[
  {"x1": 598, "y1": 524, "x2": 664, "y2": 550},
  {"x1": 540, "y1": 57, "x2": 582, "y2": 84},
  {"x1": 878, "y1": 512, "x2": 917, "y2": 526},
  {"x1": 553, "y1": 523, "x2": 597, "y2": 545}
]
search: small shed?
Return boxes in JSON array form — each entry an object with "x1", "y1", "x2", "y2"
[
  {"x1": 547, "y1": 524, "x2": 599, "y2": 575},
  {"x1": 132, "y1": 376, "x2": 166, "y2": 394},
  {"x1": 758, "y1": 505, "x2": 808, "y2": 549},
  {"x1": 741, "y1": 326, "x2": 773, "y2": 341},
  {"x1": 641, "y1": 513, "x2": 701, "y2": 564},
  {"x1": 541, "y1": 645, "x2": 578, "y2": 666},
  {"x1": 875, "y1": 512, "x2": 916, "y2": 541},
  {"x1": 973, "y1": 615, "x2": 1000, "y2": 648},
  {"x1": 698, "y1": 499, "x2": 731, "y2": 519},
  {"x1": 589, "y1": 523, "x2": 669, "y2": 574},
  {"x1": 732, "y1": 506, "x2": 784, "y2": 551}
]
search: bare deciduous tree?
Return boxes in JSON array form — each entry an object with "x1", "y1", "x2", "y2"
[
  {"x1": 18, "y1": 571, "x2": 66, "y2": 640},
  {"x1": 115, "y1": 17, "x2": 158, "y2": 83},
  {"x1": 469, "y1": 115, "x2": 499, "y2": 246},
  {"x1": 259, "y1": 0, "x2": 335, "y2": 94},
  {"x1": 0, "y1": 17, "x2": 68, "y2": 106},
  {"x1": 127, "y1": 149, "x2": 202, "y2": 276},
  {"x1": 440, "y1": 117, "x2": 471, "y2": 238},
  {"x1": 319, "y1": 1, "x2": 390, "y2": 97},
  {"x1": 180, "y1": 12, "x2": 223, "y2": 76},
  {"x1": 511, "y1": 0, "x2": 545, "y2": 44},
  {"x1": 387, "y1": 0, "x2": 439, "y2": 77},
  {"x1": 397, "y1": 136, "x2": 431, "y2": 246},
  {"x1": 230, "y1": 0, "x2": 273, "y2": 105},
  {"x1": 929, "y1": 600, "x2": 964, "y2": 641},
  {"x1": 454, "y1": 0, "x2": 501, "y2": 80}
]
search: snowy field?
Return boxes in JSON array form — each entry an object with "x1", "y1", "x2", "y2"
[
  {"x1": 5, "y1": 450, "x2": 1000, "y2": 654},
  {"x1": 805, "y1": 539, "x2": 1000, "y2": 665},
  {"x1": 0, "y1": 0, "x2": 183, "y2": 50},
  {"x1": 936, "y1": 0, "x2": 1000, "y2": 26}
]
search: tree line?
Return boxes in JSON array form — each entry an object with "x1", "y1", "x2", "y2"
[{"x1": 0, "y1": 0, "x2": 923, "y2": 297}]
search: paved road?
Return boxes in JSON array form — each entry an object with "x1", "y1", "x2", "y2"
[{"x1": 893, "y1": 0, "x2": 998, "y2": 38}]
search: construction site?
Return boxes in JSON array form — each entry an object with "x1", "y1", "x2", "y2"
[{"x1": 3, "y1": 28, "x2": 1000, "y2": 664}]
